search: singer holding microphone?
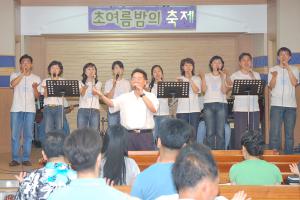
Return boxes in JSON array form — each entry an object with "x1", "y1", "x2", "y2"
[
  {"x1": 40, "y1": 60, "x2": 64, "y2": 134},
  {"x1": 200, "y1": 56, "x2": 228, "y2": 150},
  {"x1": 77, "y1": 63, "x2": 101, "y2": 130},
  {"x1": 176, "y1": 58, "x2": 201, "y2": 134},
  {"x1": 95, "y1": 68, "x2": 159, "y2": 150},
  {"x1": 9, "y1": 54, "x2": 41, "y2": 166},
  {"x1": 149, "y1": 65, "x2": 170, "y2": 141},
  {"x1": 104, "y1": 61, "x2": 131, "y2": 126},
  {"x1": 268, "y1": 47, "x2": 299, "y2": 154},
  {"x1": 227, "y1": 53, "x2": 261, "y2": 149}
]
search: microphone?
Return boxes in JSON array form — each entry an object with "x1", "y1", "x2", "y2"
[
  {"x1": 92, "y1": 74, "x2": 96, "y2": 86},
  {"x1": 116, "y1": 74, "x2": 119, "y2": 80},
  {"x1": 149, "y1": 78, "x2": 155, "y2": 92}
]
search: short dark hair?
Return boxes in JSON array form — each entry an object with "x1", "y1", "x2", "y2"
[
  {"x1": 172, "y1": 143, "x2": 218, "y2": 191},
  {"x1": 64, "y1": 128, "x2": 102, "y2": 171},
  {"x1": 19, "y1": 54, "x2": 33, "y2": 64},
  {"x1": 42, "y1": 131, "x2": 66, "y2": 158},
  {"x1": 47, "y1": 60, "x2": 63, "y2": 76},
  {"x1": 241, "y1": 130, "x2": 264, "y2": 156},
  {"x1": 131, "y1": 68, "x2": 148, "y2": 80},
  {"x1": 209, "y1": 55, "x2": 224, "y2": 72},
  {"x1": 102, "y1": 125, "x2": 128, "y2": 185},
  {"x1": 277, "y1": 47, "x2": 292, "y2": 57},
  {"x1": 112, "y1": 60, "x2": 124, "y2": 70},
  {"x1": 180, "y1": 58, "x2": 195, "y2": 76},
  {"x1": 158, "y1": 118, "x2": 193, "y2": 150},
  {"x1": 238, "y1": 52, "x2": 252, "y2": 62}
]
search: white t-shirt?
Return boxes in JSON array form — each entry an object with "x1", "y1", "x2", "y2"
[
  {"x1": 268, "y1": 65, "x2": 299, "y2": 107},
  {"x1": 111, "y1": 91, "x2": 159, "y2": 130},
  {"x1": 151, "y1": 83, "x2": 169, "y2": 116},
  {"x1": 40, "y1": 77, "x2": 65, "y2": 106},
  {"x1": 204, "y1": 73, "x2": 227, "y2": 103},
  {"x1": 176, "y1": 76, "x2": 201, "y2": 113},
  {"x1": 100, "y1": 157, "x2": 140, "y2": 185},
  {"x1": 230, "y1": 70, "x2": 261, "y2": 112},
  {"x1": 10, "y1": 72, "x2": 41, "y2": 113},
  {"x1": 104, "y1": 78, "x2": 131, "y2": 113},
  {"x1": 79, "y1": 81, "x2": 102, "y2": 109}
]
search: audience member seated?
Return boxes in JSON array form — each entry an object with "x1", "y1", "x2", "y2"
[
  {"x1": 131, "y1": 118, "x2": 193, "y2": 200},
  {"x1": 15, "y1": 131, "x2": 76, "y2": 200},
  {"x1": 48, "y1": 128, "x2": 135, "y2": 200},
  {"x1": 289, "y1": 162, "x2": 300, "y2": 184},
  {"x1": 100, "y1": 125, "x2": 140, "y2": 185},
  {"x1": 157, "y1": 143, "x2": 250, "y2": 200},
  {"x1": 229, "y1": 130, "x2": 282, "y2": 185}
]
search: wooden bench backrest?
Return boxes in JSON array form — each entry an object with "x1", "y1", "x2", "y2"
[{"x1": 114, "y1": 185, "x2": 300, "y2": 200}]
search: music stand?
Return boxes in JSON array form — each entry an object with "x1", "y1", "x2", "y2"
[
  {"x1": 157, "y1": 81, "x2": 189, "y2": 98},
  {"x1": 232, "y1": 79, "x2": 265, "y2": 130},
  {"x1": 46, "y1": 80, "x2": 80, "y2": 128}
]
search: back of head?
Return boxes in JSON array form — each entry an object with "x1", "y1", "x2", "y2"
[
  {"x1": 42, "y1": 131, "x2": 66, "y2": 159},
  {"x1": 64, "y1": 128, "x2": 102, "y2": 171},
  {"x1": 241, "y1": 130, "x2": 264, "y2": 156},
  {"x1": 172, "y1": 143, "x2": 218, "y2": 192},
  {"x1": 102, "y1": 125, "x2": 128, "y2": 185},
  {"x1": 158, "y1": 118, "x2": 193, "y2": 150}
]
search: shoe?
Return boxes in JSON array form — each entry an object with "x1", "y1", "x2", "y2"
[
  {"x1": 9, "y1": 160, "x2": 20, "y2": 167},
  {"x1": 22, "y1": 161, "x2": 32, "y2": 166}
]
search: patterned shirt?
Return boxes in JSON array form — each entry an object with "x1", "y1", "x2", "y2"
[{"x1": 15, "y1": 162, "x2": 77, "y2": 200}]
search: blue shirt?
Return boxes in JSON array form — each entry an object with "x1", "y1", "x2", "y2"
[
  {"x1": 48, "y1": 178, "x2": 130, "y2": 200},
  {"x1": 131, "y1": 163, "x2": 176, "y2": 200}
]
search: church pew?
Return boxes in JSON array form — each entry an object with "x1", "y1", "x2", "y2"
[{"x1": 114, "y1": 185, "x2": 300, "y2": 200}]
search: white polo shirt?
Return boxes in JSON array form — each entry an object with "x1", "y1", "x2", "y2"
[
  {"x1": 40, "y1": 77, "x2": 64, "y2": 106},
  {"x1": 268, "y1": 65, "x2": 299, "y2": 107},
  {"x1": 79, "y1": 81, "x2": 102, "y2": 109},
  {"x1": 176, "y1": 76, "x2": 201, "y2": 113},
  {"x1": 230, "y1": 70, "x2": 261, "y2": 112},
  {"x1": 111, "y1": 91, "x2": 159, "y2": 130},
  {"x1": 104, "y1": 78, "x2": 131, "y2": 113},
  {"x1": 204, "y1": 73, "x2": 227, "y2": 104},
  {"x1": 10, "y1": 72, "x2": 41, "y2": 113},
  {"x1": 151, "y1": 83, "x2": 169, "y2": 116}
]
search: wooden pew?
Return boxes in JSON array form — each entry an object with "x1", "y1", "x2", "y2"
[{"x1": 114, "y1": 185, "x2": 300, "y2": 200}]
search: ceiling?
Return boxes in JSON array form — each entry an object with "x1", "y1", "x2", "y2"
[{"x1": 20, "y1": 0, "x2": 267, "y2": 6}]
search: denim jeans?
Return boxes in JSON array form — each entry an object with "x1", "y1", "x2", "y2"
[
  {"x1": 77, "y1": 108, "x2": 100, "y2": 130},
  {"x1": 153, "y1": 115, "x2": 170, "y2": 140},
  {"x1": 203, "y1": 103, "x2": 227, "y2": 149},
  {"x1": 197, "y1": 121, "x2": 231, "y2": 149},
  {"x1": 44, "y1": 106, "x2": 63, "y2": 134},
  {"x1": 176, "y1": 112, "x2": 200, "y2": 139},
  {"x1": 269, "y1": 106, "x2": 296, "y2": 154},
  {"x1": 10, "y1": 112, "x2": 35, "y2": 162},
  {"x1": 38, "y1": 116, "x2": 70, "y2": 145},
  {"x1": 107, "y1": 111, "x2": 120, "y2": 126}
]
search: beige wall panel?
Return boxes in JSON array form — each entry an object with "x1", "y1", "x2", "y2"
[{"x1": 44, "y1": 35, "x2": 238, "y2": 132}]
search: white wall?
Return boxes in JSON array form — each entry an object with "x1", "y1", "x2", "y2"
[
  {"x1": 0, "y1": 0, "x2": 15, "y2": 55},
  {"x1": 21, "y1": 5, "x2": 267, "y2": 35}
]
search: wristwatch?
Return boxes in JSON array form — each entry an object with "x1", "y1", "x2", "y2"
[{"x1": 140, "y1": 93, "x2": 145, "y2": 98}]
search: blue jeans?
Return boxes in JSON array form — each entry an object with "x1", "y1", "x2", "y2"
[
  {"x1": 107, "y1": 111, "x2": 120, "y2": 126},
  {"x1": 269, "y1": 106, "x2": 296, "y2": 154},
  {"x1": 176, "y1": 112, "x2": 200, "y2": 139},
  {"x1": 153, "y1": 115, "x2": 169, "y2": 140},
  {"x1": 77, "y1": 108, "x2": 100, "y2": 130},
  {"x1": 197, "y1": 121, "x2": 231, "y2": 149},
  {"x1": 10, "y1": 112, "x2": 35, "y2": 162},
  {"x1": 203, "y1": 103, "x2": 227, "y2": 149},
  {"x1": 44, "y1": 106, "x2": 63, "y2": 134}
]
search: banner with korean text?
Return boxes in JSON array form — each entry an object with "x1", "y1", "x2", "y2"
[{"x1": 88, "y1": 6, "x2": 196, "y2": 30}]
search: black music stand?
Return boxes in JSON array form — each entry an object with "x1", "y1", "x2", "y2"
[
  {"x1": 232, "y1": 79, "x2": 264, "y2": 130},
  {"x1": 157, "y1": 81, "x2": 189, "y2": 98},
  {"x1": 46, "y1": 80, "x2": 80, "y2": 127}
]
